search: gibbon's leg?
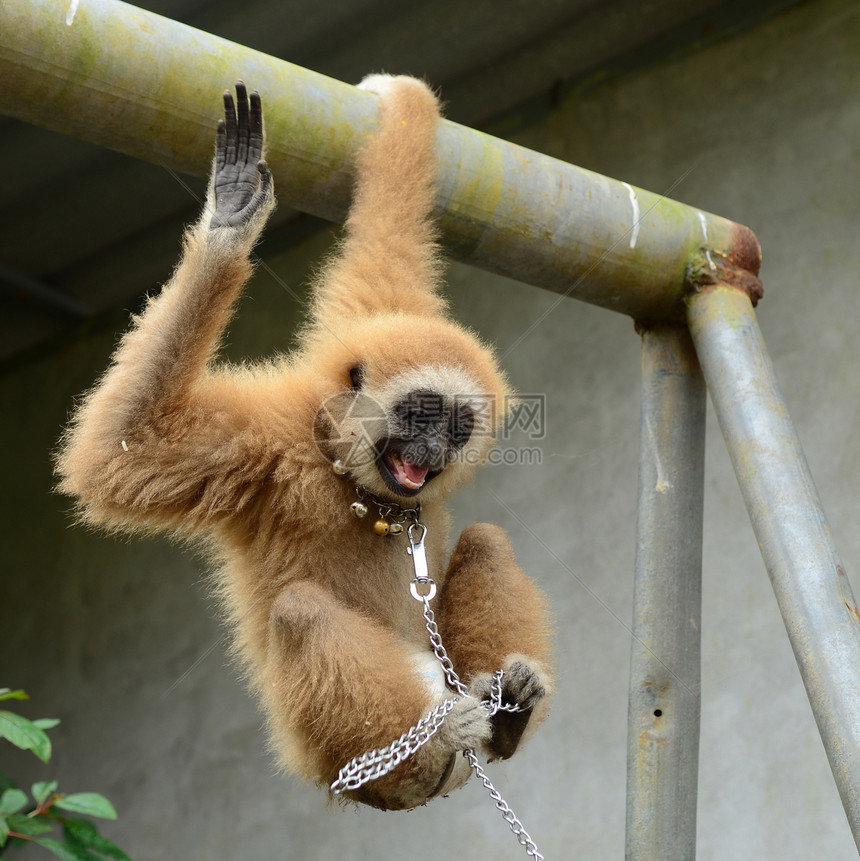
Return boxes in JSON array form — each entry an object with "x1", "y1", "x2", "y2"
[
  {"x1": 436, "y1": 523, "x2": 554, "y2": 761},
  {"x1": 56, "y1": 83, "x2": 277, "y2": 530},
  {"x1": 264, "y1": 580, "x2": 491, "y2": 810},
  {"x1": 312, "y1": 74, "x2": 446, "y2": 321}
]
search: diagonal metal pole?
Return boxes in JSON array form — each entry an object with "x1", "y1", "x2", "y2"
[
  {"x1": 626, "y1": 324, "x2": 705, "y2": 861},
  {"x1": 687, "y1": 283, "x2": 860, "y2": 850}
]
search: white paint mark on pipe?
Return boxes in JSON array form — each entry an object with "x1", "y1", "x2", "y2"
[
  {"x1": 697, "y1": 211, "x2": 708, "y2": 243},
  {"x1": 622, "y1": 182, "x2": 640, "y2": 249},
  {"x1": 646, "y1": 414, "x2": 671, "y2": 493},
  {"x1": 697, "y1": 212, "x2": 717, "y2": 270},
  {"x1": 66, "y1": 0, "x2": 79, "y2": 25}
]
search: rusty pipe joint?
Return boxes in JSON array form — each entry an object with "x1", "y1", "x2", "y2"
[{"x1": 685, "y1": 223, "x2": 764, "y2": 307}]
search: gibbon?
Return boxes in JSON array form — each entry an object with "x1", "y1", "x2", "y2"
[{"x1": 57, "y1": 75, "x2": 553, "y2": 811}]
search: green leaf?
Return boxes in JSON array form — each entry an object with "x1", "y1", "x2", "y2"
[
  {"x1": 34, "y1": 836, "x2": 101, "y2": 861},
  {"x1": 63, "y1": 819, "x2": 132, "y2": 861},
  {"x1": 32, "y1": 780, "x2": 59, "y2": 805},
  {"x1": 6, "y1": 813, "x2": 54, "y2": 837},
  {"x1": 0, "y1": 788, "x2": 28, "y2": 815},
  {"x1": 0, "y1": 711, "x2": 52, "y2": 762},
  {"x1": 0, "y1": 814, "x2": 9, "y2": 848},
  {"x1": 0, "y1": 690, "x2": 29, "y2": 702},
  {"x1": 33, "y1": 718, "x2": 61, "y2": 731},
  {"x1": 53, "y1": 794, "x2": 117, "y2": 820}
]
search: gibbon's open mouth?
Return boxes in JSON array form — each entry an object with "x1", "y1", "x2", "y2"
[{"x1": 378, "y1": 449, "x2": 442, "y2": 496}]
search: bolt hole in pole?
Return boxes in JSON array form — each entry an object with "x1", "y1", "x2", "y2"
[{"x1": 653, "y1": 709, "x2": 663, "y2": 718}]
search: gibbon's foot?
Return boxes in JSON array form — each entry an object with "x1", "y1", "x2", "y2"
[
  {"x1": 209, "y1": 81, "x2": 273, "y2": 230},
  {"x1": 349, "y1": 696, "x2": 490, "y2": 810},
  {"x1": 471, "y1": 661, "x2": 547, "y2": 760},
  {"x1": 414, "y1": 697, "x2": 490, "y2": 805},
  {"x1": 437, "y1": 695, "x2": 493, "y2": 751},
  {"x1": 500, "y1": 660, "x2": 547, "y2": 711}
]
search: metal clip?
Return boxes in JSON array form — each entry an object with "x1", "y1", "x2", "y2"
[
  {"x1": 410, "y1": 577, "x2": 437, "y2": 602},
  {"x1": 407, "y1": 521, "x2": 435, "y2": 600}
]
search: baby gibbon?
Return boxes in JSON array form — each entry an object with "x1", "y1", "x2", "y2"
[{"x1": 57, "y1": 75, "x2": 553, "y2": 810}]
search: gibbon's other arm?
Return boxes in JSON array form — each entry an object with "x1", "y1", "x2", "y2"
[{"x1": 56, "y1": 83, "x2": 278, "y2": 533}]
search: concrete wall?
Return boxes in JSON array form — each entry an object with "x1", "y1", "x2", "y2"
[{"x1": 2, "y1": 0, "x2": 859, "y2": 857}]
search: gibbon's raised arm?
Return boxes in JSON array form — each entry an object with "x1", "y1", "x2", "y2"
[{"x1": 56, "y1": 84, "x2": 279, "y2": 534}]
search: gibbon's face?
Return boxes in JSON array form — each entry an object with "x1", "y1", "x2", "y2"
[
  {"x1": 311, "y1": 316, "x2": 508, "y2": 504},
  {"x1": 350, "y1": 363, "x2": 483, "y2": 499}
]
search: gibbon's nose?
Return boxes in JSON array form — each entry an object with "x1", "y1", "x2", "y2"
[
  {"x1": 392, "y1": 390, "x2": 475, "y2": 463},
  {"x1": 401, "y1": 434, "x2": 447, "y2": 471}
]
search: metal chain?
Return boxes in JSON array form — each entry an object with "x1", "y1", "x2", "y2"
[
  {"x1": 420, "y1": 595, "x2": 541, "y2": 860},
  {"x1": 330, "y1": 696, "x2": 458, "y2": 794},
  {"x1": 329, "y1": 596, "x2": 506, "y2": 794},
  {"x1": 420, "y1": 597, "x2": 522, "y2": 713},
  {"x1": 330, "y1": 594, "x2": 542, "y2": 859},
  {"x1": 330, "y1": 502, "x2": 543, "y2": 859},
  {"x1": 420, "y1": 592, "x2": 469, "y2": 698},
  {"x1": 465, "y1": 749, "x2": 545, "y2": 861}
]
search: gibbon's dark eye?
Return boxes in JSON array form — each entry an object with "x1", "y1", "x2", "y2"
[
  {"x1": 448, "y1": 402, "x2": 474, "y2": 450},
  {"x1": 349, "y1": 364, "x2": 365, "y2": 391}
]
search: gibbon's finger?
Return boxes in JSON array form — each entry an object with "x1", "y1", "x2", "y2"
[
  {"x1": 248, "y1": 90, "x2": 264, "y2": 163},
  {"x1": 256, "y1": 160, "x2": 272, "y2": 192},
  {"x1": 222, "y1": 89, "x2": 237, "y2": 165},
  {"x1": 215, "y1": 118, "x2": 227, "y2": 171},
  {"x1": 504, "y1": 662, "x2": 545, "y2": 710},
  {"x1": 440, "y1": 697, "x2": 492, "y2": 749},
  {"x1": 513, "y1": 678, "x2": 545, "y2": 711},
  {"x1": 235, "y1": 80, "x2": 250, "y2": 165},
  {"x1": 468, "y1": 672, "x2": 494, "y2": 703}
]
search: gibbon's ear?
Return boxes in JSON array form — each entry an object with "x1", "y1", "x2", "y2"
[
  {"x1": 349, "y1": 364, "x2": 365, "y2": 391},
  {"x1": 308, "y1": 75, "x2": 448, "y2": 330}
]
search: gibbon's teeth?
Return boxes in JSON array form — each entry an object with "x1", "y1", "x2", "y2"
[{"x1": 385, "y1": 451, "x2": 429, "y2": 490}]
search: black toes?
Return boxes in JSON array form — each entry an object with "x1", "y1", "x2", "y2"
[{"x1": 504, "y1": 662, "x2": 545, "y2": 710}]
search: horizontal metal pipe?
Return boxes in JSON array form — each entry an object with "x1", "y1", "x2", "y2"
[
  {"x1": 0, "y1": 0, "x2": 760, "y2": 321},
  {"x1": 687, "y1": 285, "x2": 860, "y2": 849},
  {"x1": 626, "y1": 324, "x2": 705, "y2": 861}
]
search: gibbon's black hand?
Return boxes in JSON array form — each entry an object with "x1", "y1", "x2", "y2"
[{"x1": 210, "y1": 81, "x2": 272, "y2": 229}]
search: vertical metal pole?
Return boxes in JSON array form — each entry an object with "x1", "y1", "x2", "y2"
[
  {"x1": 687, "y1": 284, "x2": 860, "y2": 848},
  {"x1": 626, "y1": 324, "x2": 705, "y2": 861}
]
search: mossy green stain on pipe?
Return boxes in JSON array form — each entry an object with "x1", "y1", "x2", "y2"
[
  {"x1": 0, "y1": 0, "x2": 761, "y2": 321},
  {"x1": 436, "y1": 123, "x2": 506, "y2": 259}
]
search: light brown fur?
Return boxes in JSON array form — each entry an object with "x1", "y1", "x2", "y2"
[{"x1": 56, "y1": 75, "x2": 553, "y2": 810}]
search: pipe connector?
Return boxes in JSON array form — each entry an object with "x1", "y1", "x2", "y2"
[{"x1": 686, "y1": 223, "x2": 764, "y2": 307}]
